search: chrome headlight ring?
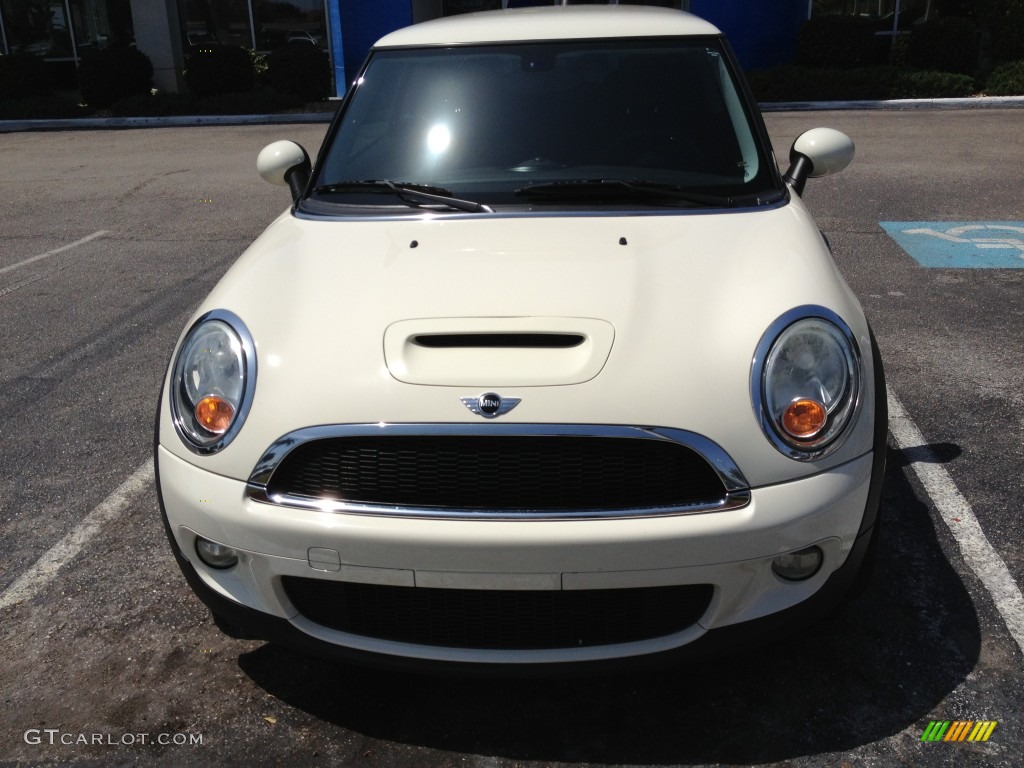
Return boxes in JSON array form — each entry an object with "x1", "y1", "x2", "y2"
[
  {"x1": 751, "y1": 306, "x2": 862, "y2": 461},
  {"x1": 170, "y1": 309, "x2": 257, "y2": 455}
]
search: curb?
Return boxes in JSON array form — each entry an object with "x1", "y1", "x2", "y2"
[
  {"x1": 2, "y1": 96, "x2": 1024, "y2": 132},
  {"x1": 759, "y1": 95, "x2": 1024, "y2": 112},
  {"x1": 0, "y1": 112, "x2": 335, "y2": 133}
]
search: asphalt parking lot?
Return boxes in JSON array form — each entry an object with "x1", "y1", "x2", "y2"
[{"x1": 0, "y1": 108, "x2": 1022, "y2": 767}]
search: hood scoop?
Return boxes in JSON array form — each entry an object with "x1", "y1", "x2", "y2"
[
  {"x1": 412, "y1": 332, "x2": 585, "y2": 349},
  {"x1": 385, "y1": 317, "x2": 614, "y2": 386}
]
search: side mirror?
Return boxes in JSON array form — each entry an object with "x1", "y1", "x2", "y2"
[
  {"x1": 783, "y1": 128, "x2": 855, "y2": 196},
  {"x1": 257, "y1": 140, "x2": 311, "y2": 203}
]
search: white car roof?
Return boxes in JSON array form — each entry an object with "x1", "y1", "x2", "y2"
[{"x1": 374, "y1": 5, "x2": 722, "y2": 48}]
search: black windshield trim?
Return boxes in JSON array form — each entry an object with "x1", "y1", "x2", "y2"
[
  {"x1": 513, "y1": 179, "x2": 758, "y2": 208},
  {"x1": 294, "y1": 195, "x2": 790, "y2": 220}
]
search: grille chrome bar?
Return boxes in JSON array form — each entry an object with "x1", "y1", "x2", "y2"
[{"x1": 246, "y1": 423, "x2": 750, "y2": 520}]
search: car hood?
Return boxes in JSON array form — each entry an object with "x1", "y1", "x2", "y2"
[{"x1": 162, "y1": 202, "x2": 876, "y2": 487}]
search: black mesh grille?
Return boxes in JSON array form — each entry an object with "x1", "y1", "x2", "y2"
[
  {"x1": 265, "y1": 435, "x2": 726, "y2": 511},
  {"x1": 283, "y1": 578, "x2": 713, "y2": 649}
]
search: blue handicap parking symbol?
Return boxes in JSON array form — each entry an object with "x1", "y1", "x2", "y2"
[{"x1": 880, "y1": 222, "x2": 1024, "y2": 268}]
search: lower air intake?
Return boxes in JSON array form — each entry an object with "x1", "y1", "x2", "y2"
[{"x1": 283, "y1": 578, "x2": 713, "y2": 649}]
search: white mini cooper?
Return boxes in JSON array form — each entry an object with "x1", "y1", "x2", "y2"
[{"x1": 156, "y1": 5, "x2": 887, "y2": 670}]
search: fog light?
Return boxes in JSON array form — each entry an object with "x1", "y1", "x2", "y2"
[
  {"x1": 195, "y1": 537, "x2": 239, "y2": 569},
  {"x1": 772, "y1": 546, "x2": 823, "y2": 581}
]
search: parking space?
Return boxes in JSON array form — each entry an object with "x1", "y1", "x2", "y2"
[{"x1": 0, "y1": 114, "x2": 1021, "y2": 766}]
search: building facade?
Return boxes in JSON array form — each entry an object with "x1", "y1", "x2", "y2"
[{"x1": 0, "y1": 0, "x2": 816, "y2": 96}]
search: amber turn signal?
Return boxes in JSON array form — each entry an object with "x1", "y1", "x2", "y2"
[
  {"x1": 195, "y1": 396, "x2": 235, "y2": 434},
  {"x1": 781, "y1": 399, "x2": 827, "y2": 439}
]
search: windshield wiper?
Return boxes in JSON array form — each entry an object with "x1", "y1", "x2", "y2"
[
  {"x1": 312, "y1": 180, "x2": 493, "y2": 213},
  {"x1": 513, "y1": 179, "x2": 739, "y2": 207}
]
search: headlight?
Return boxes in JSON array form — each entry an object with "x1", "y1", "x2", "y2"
[
  {"x1": 752, "y1": 307, "x2": 861, "y2": 460},
  {"x1": 170, "y1": 310, "x2": 256, "y2": 454}
]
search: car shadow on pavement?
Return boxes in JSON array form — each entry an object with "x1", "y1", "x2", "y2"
[{"x1": 238, "y1": 445, "x2": 980, "y2": 764}]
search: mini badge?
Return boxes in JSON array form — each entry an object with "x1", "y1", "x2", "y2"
[{"x1": 461, "y1": 392, "x2": 520, "y2": 419}]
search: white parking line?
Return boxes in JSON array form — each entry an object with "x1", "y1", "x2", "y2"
[
  {"x1": 888, "y1": 385, "x2": 1024, "y2": 655},
  {"x1": 0, "y1": 230, "x2": 108, "y2": 277},
  {"x1": 0, "y1": 459, "x2": 153, "y2": 610}
]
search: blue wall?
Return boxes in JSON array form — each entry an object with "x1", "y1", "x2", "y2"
[
  {"x1": 332, "y1": 0, "x2": 413, "y2": 95},
  {"x1": 690, "y1": 0, "x2": 807, "y2": 70}
]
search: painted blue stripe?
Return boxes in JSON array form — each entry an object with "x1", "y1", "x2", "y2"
[{"x1": 881, "y1": 221, "x2": 1024, "y2": 268}]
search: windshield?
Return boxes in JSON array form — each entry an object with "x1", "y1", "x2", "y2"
[{"x1": 309, "y1": 38, "x2": 780, "y2": 213}]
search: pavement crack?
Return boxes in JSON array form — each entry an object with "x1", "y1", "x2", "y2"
[
  {"x1": 117, "y1": 169, "x2": 190, "y2": 204},
  {"x1": 0, "y1": 272, "x2": 46, "y2": 298}
]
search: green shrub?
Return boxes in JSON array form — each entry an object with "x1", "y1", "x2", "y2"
[
  {"x1": 746, "y1": 65, "x2": 894, "y2": 101},
  {"x1": 906, "y1": 16, "x2": 979, "y2": 75},
  {"x1": 746, "y1": 65, "x2": 975, "y2": 102},
  {"x1": 184, "y1": 44, "x2": 256, "y2": 97},
  {"x1": 744, "y1": 66, "x2": 806, "y2": 102},
  {"x1": 195, "y1": 90, "x2": 305, "y2": 114},
  {"x1": 889, "y1": 69, "x2": 975, "y2": 98},
  {"x1": 888, "y1": 32, "x2": 910, "y2": 68},
  {"x1": 795, "y1": 16, "x2": 887, "y2": 69},
  {"x1": 108, "y1": 89, "x2": 304, "y2": 116},
  {"x1": 78, "y1": 46, "x2": 154, "y2": 108},
  {"x1": 0, "y1": 54, "x2": 54, "y2": 100},
  {"x1": 250, "y1": 48, "x2": 268, "y2": 80},
  {"x1": 263, "y1": 44, "x2": 331, "y2": 101},
  {"x1": 985, "y1": 59, "x2": 1024, "y2": 94},
  {"x1": 0, "y1": 95, "x2": 87, "y2": 120},
  {"x1": 108, "y1": 92, "x2": 199, "y2": 117}
]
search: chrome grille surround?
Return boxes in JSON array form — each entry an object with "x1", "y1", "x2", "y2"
[{"x1": 246, "y1": 423, "x2": 750, "y2": 520}]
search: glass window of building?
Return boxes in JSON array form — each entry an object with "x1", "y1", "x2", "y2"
[
  {"x1": 253, "y1": 0, "x2": 326, "y2": 50},
  {"x1": 178, "y1": 0, "x2": 327, "y2": 52},
  {"x1": 180, "y1": 0, "x2": 252, "y2": 49},
  {"x1": 0, "y1": 0, "x2": 132, "y2": 58},
  {"x1": 811, "y1": 0, "x2": 930, "y2": 24},
  {"x1": 1, "y1": 0, "x2": 76, "y2": 57},
  {"x1": 72, "y1": 0, "x2": 134, "y2": 50}
]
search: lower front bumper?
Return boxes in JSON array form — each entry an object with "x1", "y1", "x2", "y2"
[
  {"x1": 157, "y1": 443, "x2": 876, "y2": 667},
  {"x1": 166, "y1": 511, "x2": 878, "y2": 675}
]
